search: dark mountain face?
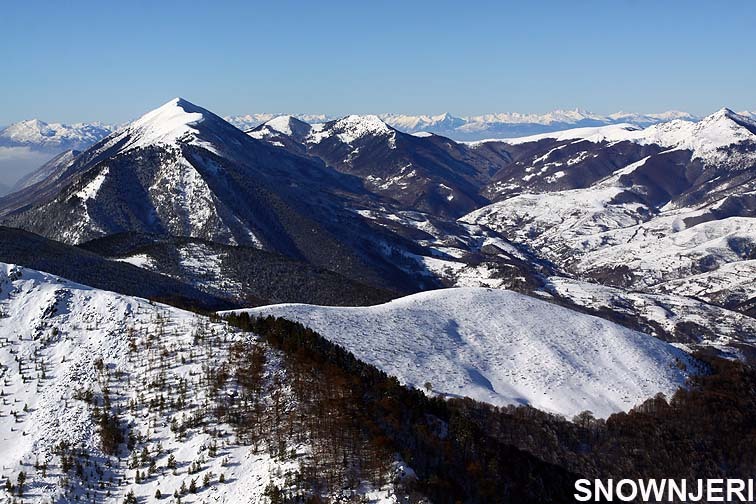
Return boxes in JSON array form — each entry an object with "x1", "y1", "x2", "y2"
[
  {"x1": 480, "y1": 139, "x2": 665, "y2": 200},
  {"x1": 251, "y1": 115, "x2": 500, "y2": 218},
  {"x1": 478, "y1": 110, "x2": 756, "y2": 212},
  {"x1": 79, "y1": 232, "x2": 397, "y2": 307},
  {"x1": 0, "y1": 99, "x2": 442, "y2": 293},
  {"x1": 0, "y1": 226, "x2": 233, "y2": 311}
]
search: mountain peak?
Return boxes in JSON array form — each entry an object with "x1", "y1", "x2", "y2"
[
  {"x1": 706, "y1": 107, "x2": 738, "y2": 121},
  {"x1": 265, "y1": 114, "x2": 305, "y2": 135},
  {"x1": 247, "y1": 115, "x2": 312, "y2": 141},
  {"x1": 114, "y1": 97, "x2": 222, "y2": 152},
  {"x1": 132, "y1": 97, "x2": 205, "y2": 132},
  {"x1": 306, "y1": 114, "x2": 396, "y2": 147},
  {"x1": 336, "y1": 114, "x2": 393, "y2": 134},
  {"x1": 331, "y1": 115, "x2": 395, "y2": 145},
  {"x1": 699, "y1": 106, "x2": 756, "y2": 131},
  {"x1": 0, "y1": 117, "x2": 112, "y2": 150}
]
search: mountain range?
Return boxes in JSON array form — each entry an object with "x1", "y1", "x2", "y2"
[
  {"x1": 5, "y1": 107, "x2": 753, "y2": 194},
  {"x1": 0, "y1": 96, "x2": 755, "y2": 502},
  {"x1": 228, "y1": 109, "x2": 707, "y2": 140},
  {"x1": 1, "y1": 107, "x2": 737, "y2": 194},
  {"x1": 2, "y1": 98, "x2": 755, "y2": 347}
]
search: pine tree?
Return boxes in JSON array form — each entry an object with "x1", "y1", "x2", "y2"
[
  {"x1": 123, "y1": 489, "x2": 137, "y2": 504},
  {"x1": 16, "y1": 472, "x2": 25, "y2": 496}
]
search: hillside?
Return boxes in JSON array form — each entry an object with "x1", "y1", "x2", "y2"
[
  {"x1": 0, "y1": 263, "x2": 415, "y2": 503},
  {"x1": 236, "y1": 288, "x2": 699, "y2": 418}
]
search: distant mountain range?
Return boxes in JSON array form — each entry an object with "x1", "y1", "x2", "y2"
[
  {"x1": 4, "y1": 107, "x2": 754, "y2": 193},
  {"x1": 229, "y1": 108, "x2": 710, "y2": 140}
]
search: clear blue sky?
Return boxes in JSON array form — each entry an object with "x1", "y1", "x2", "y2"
[{"x1": 2, "y1": 0, "x2": 754, "y2": 124}]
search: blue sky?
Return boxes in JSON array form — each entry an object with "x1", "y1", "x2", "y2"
[{"x1": 2, "y1": 0, "x2": 755, "y2": 124}]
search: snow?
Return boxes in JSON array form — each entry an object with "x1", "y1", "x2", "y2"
[
  {"x1": 307, "y1": 115, "x2": 397, "y2": 148},
  {"x1": 122, "y1": 98, "x2": 206, "y2": 151},
  {"x1": 546, "y1": 276, "x2": 756, "y2": 350},
  {"x1": 471, "y1": 108, "x2": 756, "y2": 166},
  {"x1": 72, "y1": 167, "x2": 109, "y2": 202},
  {"x1": 176, "y1": 242, "x2": 245, "y2": 295},
  {"x1": 0, "y1": 263, "x2": 411, "y2": 503},
  {"x1": 115, "y1": 253, "x2": 155, "y2": 269},
  {"x1": 226, "y1": 109, "x2": 697, "y2": 135},
  {"x1": 263, "y1": 115, "x2": 295, "y2": 136},
  {"x1": 465, "y1": 185, "x2": 647, "y2": 252},
  {"x1": 574, "y1": 216, "x2": 756, "y2": 290},
  {"x1": 224, "y1": 114, "x2": 333, "y2": 131},
  {"x1": 235, "y1": 288, "x2": 697, "y2": 419},
  {"x1": 465, "y1": 174, "x2": 756, "y2": 311},
  {"x1": 0, "y1": 263, "x2": 240, "y2": 502},
  {"x1": 378, "y1": 109, "x2": 696, "y2": 138},
  {"x1": 467, "y1": 123, "x2": 641, "y2": 146},
  {"x1": 0, "y1": 119, "x2": 112, "y2": 150},
  {"x1": 247, "y1": 115, "x2": 301, "y2": 140},
  {"x1": 87, "y1": 98, "x2": 226, "y2": 159}
]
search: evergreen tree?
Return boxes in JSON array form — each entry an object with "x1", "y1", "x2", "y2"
[{"x1": 123, "y1": 489, "x2": 137, "y2": 504}]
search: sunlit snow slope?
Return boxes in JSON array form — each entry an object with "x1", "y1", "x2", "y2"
[
  {"x1": 0, "y1": 263, "x2": 406, "y2": 504},
  {"x1": 239, "y1": 288, "x2": 698, "y2": 418}
]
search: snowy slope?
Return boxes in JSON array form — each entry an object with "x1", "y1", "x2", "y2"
[
  {"x1": 238, "y1": 288, "x2": 698, "y2": 419},
  {"x1": 0, "y1": 263, "x2": 407, "y2": 504},
  {"x1": 463, "y1": 109, "x2": 756, "y2": 319},
  {"x1": 465, "y1": 189, "x2": 756, "y2": 318},
  {"x1": 0, "y1": 120, "x2": 111, "y2": 151},
  {"x1": 93, "y1": 97, "x2": 220, "y2": 155},
  {"x1": 543, "y1": 276, "x2": 756, "y2": 350},
  {"x1": 0, "y1": 120, "x2": 110, "y2": 188},
  {"x1": 474, "y1": 108, "x2": 756, "y2": 166},
  {"x1": 0, "y1": 263, "x2": 275, "y2": 503},
  {"x1": 307, "y1": 115, "x2": 397, "y2": 147}
]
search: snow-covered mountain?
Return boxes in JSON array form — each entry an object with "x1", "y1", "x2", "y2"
[
  {"x1": 458, "y1": 108, "x2": 756, "y2": 348},
  {"x1": 238, "y1": 106, "x2": 756, "y2": 350},
  {"x1": 3, "y1": 99, "x2": 755, "y2": 354},
  {"x1": 228, "y1": 109, "x2": 698, "y2": 141},
  {"x1": 237, "y1": 287, "x2": 698, "y2": 418},
  {"x1": 478, "y1": 107, "x2": 756, "y2": 166},
  {"x1": 0, "y1": 262, "x2": 413, "y2": 503},
  {"x1": 0, "y1": 99, "x2": 344, "y2": 245},
  {"x1": 225, "y1": 113, "x2": 334, "y2": 131},
  {"x1": 400, "y1": 109, "x2": 698, "y2": 140},
  {"x1": 2, "y1": 94, "x2": 753, "y2": 503},
  {"x1": 378, "y1": 112, "x2": 467, "y2": 134},
  {"x1": 0, "y1": 98, "x2": 452, "y2": 292},
  {"x1": 0, "y1": 119, "x2": 112, "y2": 151},
  {"x1": 248, "y1": 114, "x2": 504, "y2": 218},
  {"x1": 0, "y1": 120, "x2": 111, "y2": 189}
]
